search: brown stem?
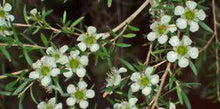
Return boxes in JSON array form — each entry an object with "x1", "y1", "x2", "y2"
[
  {"x1": 0, "y1": 69, "x2": 30, "y2": 79},
  {"x1": 0, "y1": 43, "x2": 46, "y2": 49}
]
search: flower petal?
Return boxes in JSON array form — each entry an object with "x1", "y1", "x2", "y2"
[
  {"x1": 50, "y1": 68, "x2": 60, "y2": 77},
  {"x1": 90, "y1": 43, "x2": 100, "y2": 52},
  {"x1": 147, "y1": 32, "x2": 157, "y2": 41},
  {"x1": 130, "y1": 83, "x2": 140, "y2": 92},
  {"x1": 77, "y1": 42, "x2": 87, "y2": 52},
  {"x1": 59, "y1": 45, "x2": 68, "y2": 54},
  {"x1": 86, "y1": 89, "x2": 95, "y2": 98},
  {"x1": 80, "y1": 55, "x2": 89, "y2": 66},
  {"x1": 176, "y1": 18, "x2": 187, "y2": 29},
  {"x1": 178, "y1": 57, "x2": 189, "y2": 68},
  {"x1": 169, "y1": 36, "x2": 180, "y2": 47},
  {"x1": 196, "y1": 10, "x2": 206, "y2": 21},
  {"x1": 67, "y1": 84, "x2": 76, "y2": 93},
  {"x1": 186, "y1": 1, "x2": 197, "y2": 10},
  {"x1": 78, "y1": 81, "x2": 88, "y2": 89},
  {"x1": 76, "y1": 67, "x2": 86, "y2": 78},
  {"x1": 142, "y1": 86, "x2": 152, "y2": 96},
  {"x1": 161, "y1": 15, "x2": 171, "y2": 24},
  {"x1": 130, "y1": 72, "x2": 141, "y2": 82},
  {"x1": 79, "y1": 100, "x2": 89, "y2": 109},
  {"x1": 87, "y1": 26, "x2": 97, "y2": 35},
  {"x1": 41, "y1": 76, "x2": 51, "y2": 87},
  {"x1": 188, "y1": 47, "x2": 199, "y2": 59},
  {"x1": 174, "y1": 6, "x2": 185, "y2": 15},
  {"x1": 182, "y1": 35, "x2": 192, "y2": 46},
  {"x1": 158, "y1": 34, "x2": 168, "y2": 44},
  {"x1": 66, "y1": 97, "x2": 76, "y2": 106},
  {"x1": 4, "y1": 3, "x2": 12, "y2": 12},
  {"x1": 150, "y1": 74, "x2": 159, "y2": 85},
  {"x1": 189, "y1": 21, "x2": 199, "y2": 32},
  {"x1": 166, "y1": 51, "x2": 178, "y2": 63}
]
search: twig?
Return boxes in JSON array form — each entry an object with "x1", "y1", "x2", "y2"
[
  {"x1": 199, "y1": 34, "x2": 215, "y2": 53},
  {"x1": 144, "y1": 44, "x2": 153, "y2": 65},
  {"x1": 0, "y1": 69, "x2": 30, "y2": 79},
  {"x1": 18, "y1": 82, "x2": 34, "y2": 98},
  {"x1": 152, "y1": 60, "x2": 167, "y2": 68},
  {"x1": 150, "y1": 63, "x2": 171, "y2": 109},
  {"x1": 0, "y1": 43, "x2": 46, "y2": 49}
]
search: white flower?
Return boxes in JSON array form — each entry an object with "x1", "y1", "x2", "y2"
[
  {"x1": 130, "y1": 67, "x2": 159, "y2": 96},
  {"x1": 113, "y1": 98, "x2": 138, "y2": 109},
  {"x1": 30, "y1": 8, "x2": 38, "y2": 16},
  {"x1": 77, "y1": 26, "x2": 104, "y2": 52},
  {"x1": 65, "y1": 50, "x2": 89, "y2": 78},
  {"x1": 46, "y1": 45, "x2": 68, "y2": 64},
  {"x1": 147, "y1": 15, "x2": 177, "y2": 44},
  {"x1": 29, "y1": 56, "x2": 60, "y2": 87},
  {"x1": 66, "y1": 81, "x2": 95, "y2": 108},
  {"x1": 37, "y1": 97, "x2": 62, "y2": 109},
  {"x1": 106, "y1": 67, "x2": 127, "y2": 87},
  {"x1": 0, "y1": 3, "x2": 14, "y2": 27},
  {"x1": 167, "y1": 35, "x2": 199, "y2": 68},
  {"x1": 174, "y1": 1, "x2": 206, "y2": 32},
  {"x1": 0, "y1": 25, "x2": 12, "y2": 37},
  {"x1": 169, "y1": 102, "x2": 176, "y2": 109}
]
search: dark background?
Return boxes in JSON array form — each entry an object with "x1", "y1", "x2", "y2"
[{"x1": 0, "y1": 0, "x2": 220, "y2": 109}]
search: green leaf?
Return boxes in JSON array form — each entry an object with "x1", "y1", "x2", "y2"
[
  {"x1": 122, "y1": 33, "x2": 136, "y2": 38},
  {"x1": 40, "y1": 33, "x2": 48, "y2": 46},
  {"x1": 182, "y1": 92, "x2": 191, "y2": 109},
  {"x1": 0, "y1": 46, "x2": 11, "y2": 61},
  {"x1": 199, "y1": 21, "x2": 214, "y2": 33},
  {"x1": 116, "y1": 43, "x2": 131, "y2": 47},
  {"x1": 70, "y1": 16, "x2": 84, "y2": 28},
  {"x1": 128, "y1": 25, "x2": 140, "y2": 31},
  {"x1": 62, "y1": 11, "x2": 67, "y2": 24},
  {"x1": 119, "y1": 58, "x2": 135, "y2": 71},
  {"x1": 12, "y1": 81, "x2": 28, "y2": 95},
  {"x1": 23, "y1": 48, "x2": 33, "y2": 66},
  {"x1": 107, "y1": 0, "x2": 112, "y2": 8},
  {"x1": 189, "y1": 61, "x2": 198, "y2": 76},
  {"x1": 177, "y1": 88, "x2": 183, "y2": 105},
  {"x1": 23, "y1": 5, "x2": 29, "y2": 24}
]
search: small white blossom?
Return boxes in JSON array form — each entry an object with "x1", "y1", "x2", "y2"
[
  {"x1": 113, "y1": 97, "x2": 138, "y2": 109},
  {"x1": 64, "y1": 50, "x2": 88, "y2": 78},
  {"x1": 174, "y1": 1, "x2": 206, "y2": 32},
  {"x1": 46, "y1": 45, "x2": 68, "y2": 64},
  {"x1": 167, "y1": 35, "x2": 199, "y2": 68},
  {"x1": 106, "y1": 67, "x2": 127, "y2": 87},
  {"x1": 0, "y1": 25, "x2": 12, "y2": 36},
  {"x1": 0, "y1": 3, "x2": 14, "y2": 27},
  {"x1": 130, "y1": 67, "x2": 159, "y2": 96},
  {"x1": 77, "y1": 26, "x2": 106, "y2": 52},
  {"x1": 37, "y1": 97, "x2": 62, "y2": 109},
  {"x1": 30, "y1": 8, "x2": 38, "y2": 16},
  {"x1": 66, "y1": 81, "x2": 95, "y2": 109},
  {"x1": 147, "y1": 15, "x2": 177, "y2": 44},
  {"x1": 29, "y1": 56, "x2": 60, "y2": 87}
]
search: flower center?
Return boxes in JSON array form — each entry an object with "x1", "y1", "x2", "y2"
[
  {"x1": 157, "y1": 24, "x2": 167, "y2": 35},
  {"x1": 177, "y1": 45, "x2": 188, "y2": 56},
  {"x1": 53, "y1": 53, "x2": 60, "y2": 59},
  {"x1": 0, "y1": 10, "x2": 6, "y2": 17},
  {"x1": 185, "y1": 10, "x2": 195, "y2": 21},
  {"x1": 140, "y1": 76, "x2": 150, "y2": 86},
  {"x1": 85, "y1": 35, "x2": 96, "y2": 45},
  {"x1": 75, "y1": 90, "x2": 85, "y2": 100},
  {"x1": 45, "y1": 105, "x2": 53, "y2": 109},
  {"x1": 40, "y1": 66, "x2": 50, "y2": 76},
  {"x1": 69, "y1": 59, "x2": 80, "y2": 69},
  {"x1": 0, "y1": 26, "x2": 7, "y2": 31}
]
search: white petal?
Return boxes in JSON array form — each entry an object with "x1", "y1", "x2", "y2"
[
  {"x1": 161, "y1": 15, "x2": 171, "y2": 24},
  {"x1": 176, "y1": 18, "x2": 187, "y2": 29},
  {"x1": 76, "y1": 67, "x2": 86, "y2": 78},
  {"x1": 30, "y1": 8, "x2": 38, "y2": 15},
  {"x1": 77, "y1": 42, "x2": 87, "y2": 52},
  {"x1": 130, "y1": 83, "x2": 140, "y2": 92},
  {"x1": 80, "y1": 55, "x2": 89, "y2": 66},
  {"x1": 142, "y1": 87, "x2": 152, "y2": 96},
  {"x1": 168, "y1": 24, "x2": 177, "y2": 33},
  {"x1": 46, "y1": 47, "x2": 55, "y2": 55},
  {"x1": 67, "y1": 84, "x2": 76, "y2": 93},
  {"x1": 166, "y1": 51, "x2": 178, "y2": 63},
  {"x1": 186, "y1": 1, "x2": 197, "y2": 10},
  {"x1": 188, "y1": 47, "x2": 199, "y2": 59},
  {"x1": 169, "y1": 102, "x2": 176, "y2": 109},
  {"x1": 63, "y1": 70, "x2": 73, "y2": 78},
  {"x1": 79, "y1": 100, "x2": 89, "y2": 109},
  {"x1": 99, "y1": 33, "x2": 109, "y2": 39},
  {"x1": 54, "y1": 103, "x2": 63, "y2": 109},
  {"x1": 189, "y1": 21, "x2": 199, "y2": 32},
  {"x1": 4, "y1": 3, "x2": 12, "y2": 12},
  {"x1": 178, "y1": 57, "x2": 189, "y2": 68},
  {"x1": 129, "y1": 98, "x2": 138, "y2": 106},
  {"x1": 66, "y1": 97, "x2": 76, "y2": 106},
  {"x1": 174, "y1": 6, "x2": 185, "y2": 15},
  {"x1": 150, "y1": 75, "x2": 159, "y2": 85},
  {"x1": 113, "y1": 74, "x2": 122, "y2": 86},
  {"x1": 78, "y1": 81, "x2": 88, "y2": 89},
  {"x1": 158, "y1": 35, "x2": 168, "y2": 44},
  {"x1": 169, "y1": 36, "x2": 180, "y2": 47},
  {"x1": 86, "y1": 89, "x2": 95, "y2": 98},
  {"x1": 77, "y1": 34, "x2": 86, "y2": 41},
  {"x1": 130, "y1": 72, "x2": 141, "y2": 82},
  {"x1": 118, "y1": 67, "x2": 127, "y2": 73},
  {"x1": 50, "y1": 68, "x2": 60, "y2": 77},
  {"x1": 147, "y1": 32, "x2": 157, "y2": 41},
  {"x1": 145, "y1": 67, "x2": 154, "y2": 75},
  {"x1": 197, "y1": 10, "x2": 206, "y2": 21},
  {"x1": 150, "y1": 22, "x2": 158, "y2": 30},
  {"x1": 60, "y1": 45, "x2": 68, "y2": 54},
  {"x1": 29, "y1": 71, "x2": 40, "y2": 79},
  {"x1": 37, "y1": 102, "x2": 46, "y2": 109},
  {"x1": 70, "y1": 50, "x2": 80, "y2": 58},
  {"x1": 41, "y1": 76, "x2": 51, "y2": 87},
  {"x1": 87, "y1": 26, "x2": 97, "y2": 35},
  {"x1": 58, "y1": 55, "x2": 68, "y2": 64},
  {"x1": 182, "y1": 35, "x2": 192, "y2": 46},
  {"x1": 90, "y1": 43, "x2": 100, "y2": 52},
  {"x1": 32, "y1": 60, "x2": 41, "y2": 69},
  {"x1": 48, "y1": 97, "x2": 56, "y2": 106}
]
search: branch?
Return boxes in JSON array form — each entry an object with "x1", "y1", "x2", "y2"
[
  {"x1": 0, "y1": 69, "x2": 30, "y2": 79},
  {"x1": 144, "y1": 43, "x2": 153, "y2": 65},
  {"x1": 0, "y1": 43, "x2": 46, "y2": 49},
  {"x1": 150, "y1": 62, "x2": 171, "y2": 109}
]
